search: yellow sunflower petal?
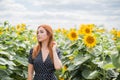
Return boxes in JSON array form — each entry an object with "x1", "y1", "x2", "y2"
[
  {"x1": 0, "y1": 32, "x2": 2, "y2": 35},
  {"x1": 78, "y1": 24, "x2": 86, "y2": 35},
  {"x1": 63, "y1": 65, "x2": 67, "y2": 71},
  {"x1": 16, "y1": 24, "x2": 21, "y2": 30},
  {"x1": 117, "y1": 31, "x2": 120, "y2": 37},
  {"x1": 69, "y1": 56, "x2": 74, "y2": 60},
  {"x1": 110, "y1": 28, "x2": 117, "y2": 35},
  {"x1": 59, "y1": 77, "x2": 64, "y2": 80}
]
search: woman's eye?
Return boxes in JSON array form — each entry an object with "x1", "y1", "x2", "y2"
[
  {"x1": 40, "y1": 31, "x2": 44, "y2": 33},
  {"x1": 37, "y1": 30, "x2": 44, "y2": 34}
]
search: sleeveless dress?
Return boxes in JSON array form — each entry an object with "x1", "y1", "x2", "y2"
[{"x1": 28, "y1": 48, "x2": 61, "y2": 80}]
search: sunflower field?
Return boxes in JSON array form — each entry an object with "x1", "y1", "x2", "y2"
[{"x1": 0, "y1": 21, "x2": 120, "y2": 80}]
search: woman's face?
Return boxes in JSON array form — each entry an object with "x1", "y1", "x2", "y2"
[{"x1": 37, "y1": 27, "x2": 49, "y2": 42}]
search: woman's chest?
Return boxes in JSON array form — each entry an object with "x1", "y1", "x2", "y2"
[{"x1": 33, "y1": 53, "x2": 54, "y2": 67}]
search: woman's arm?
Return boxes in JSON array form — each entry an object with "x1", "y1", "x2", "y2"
[
  {"x1": 52, "y1": 42, "x2": 62, "y2": 70},
  {"x1": 53, "y1": 50, "x2": 62, "y2": 70},
  {"x1": 27, "y1": 64, "x2": 34, "y2": 80}
]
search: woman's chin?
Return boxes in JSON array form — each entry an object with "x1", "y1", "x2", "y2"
[
  {"x1": 38, "y1": 39, "x2": 43, "y2": 42},
  {"x1": 38, "y1": 38, "x2": 47, "y2": 42}
]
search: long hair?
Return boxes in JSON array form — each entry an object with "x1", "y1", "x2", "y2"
[{"x1": 32, "y1": 24, "x2": 54, "y2": 61}]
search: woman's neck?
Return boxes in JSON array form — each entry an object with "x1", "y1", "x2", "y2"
[{"x1": 41, "y1": 39, "x2": 49, "y2": 50}]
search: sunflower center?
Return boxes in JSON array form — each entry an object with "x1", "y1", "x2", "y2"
[
  {"x1": 86, "y1": 36, "x2": 94, "y2": 44},
  {"x1": 71, "y1": 32, "x2": 77, "y2": 38},
  {"x1": 85, "y1": 28, "x2": 90, "y2": 33}
]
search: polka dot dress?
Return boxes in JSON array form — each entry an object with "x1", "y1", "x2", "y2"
[{"x1": 28, "y1": 48, "x2": 61, "y2": 80}]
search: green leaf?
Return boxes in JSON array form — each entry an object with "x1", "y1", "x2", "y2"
[
  {"x1": 0, "y1": 65, "x2": 7, "y2": 70},
  {"x1": 82, "y1": 70, "x2": 99, "y2": 79},
  {"x1": 111, "y1": 52, "x2": 120, "y2": 68},
  {"x1": 5, "y1": 41, "x2": 13, "y2": 45},
  {"x1": 103, "y1": 63, "x2": 115, "y2": 70},
  {"x1": 0, "y1": 45, "x2": 8, "y2": 50},
  {"x1": 0, "y1": 51, "x2": 14, "y2": 60},
  {"x1": 0, "y1": 58, "x2": 8, "y2": 65},
  {"x1": 67, "y1": 64, "x2": 76, "y2": 71},
  {"x1": 19, "y1": 43, "x2": 26, "y2": 48},
  {"x1": 0, "y1": 70, "x2": 9, "y2": 79},
  {"x1": 7, "y1": 61, "x2": 16, "y2": 70},
  {"x1": 74, "y1": 54, "x2": 90, "y2": 66},
  {"x1": 107, "y1": 69, "x2": 119, "y2": 78},
  {"x1": 14, "y1": 56, "x2": 28, "y2": 66},
  {"x1": 1, "y1": 76, "x2": 13, "y2": 80}
]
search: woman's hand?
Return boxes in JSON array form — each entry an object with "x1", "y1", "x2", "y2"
[
  {"x1": 52, "y1": 41, "x2": 57, "y2": 51},
  {"x1": 52, "y1": 41, "x2": 62, "y2": 70}
]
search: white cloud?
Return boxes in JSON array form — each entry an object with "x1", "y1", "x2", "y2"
[
  {"x1": 0, "y1": 0, "x2": 120, "y2": 30},
  {"x1": 0, "y1": 0, "x2": 27, "y2": 11},
  {"x1": 29, "y1": 0, "x2": 98, "y2": 6}
]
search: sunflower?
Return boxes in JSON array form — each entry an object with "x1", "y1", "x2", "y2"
[
  {"x1": 21, "y1": 23, "x2": 26, "y2": 27},
  {"x1": 0, "y1": 28, "x2": 3, "y2": 35},
  {"x1": 78, "y1": 24, "x2": 86, "y2": 35},
  {"x1": 16, "y1": 24, "x2": 21, "y2": 30},
  {"x1": 78, "y1": 24, "x2": 93, "y2": 35},
  {"x1": 11, "y1": 26, "x2": 15, "y2": 31},
  {"x1": 83, "y1": 35, "x2": 96, "y2": 48},
  {"x1": 68, "y1": 30, "x2": 78, "y2": 41},
  {"x1": 62, "y1": 28, "x2": 67, "y2": 35},
  {"x1": 69, "y1": 56, "x2": 74, "y2": 60},
  {"x1": 21, "y1": 27, "x2": 25, "y2": 31},
  {"x1": 32, "y1": 35, "x2": 37, "y2": 42},
  {"x1": 96, "y1": 28, "x2": 105, "y2": 33},
  {"x1": 59, "y1": 77, "x2": 64, "y2": 80},
  {"x1": 88, "y1": 24, "x2": 95, "y2": 29},
  {"x1": 117, "y1": 31, "x2": 120, "y2": 38},
  {"x1": 54, "y1": 28, "x2": 61, "y2": 33},
  {"x1": 112, "y1": 37, "x2": 117, "y2": 41},
  {"x1": 0, "y1": 31, "x2": 2, "y2": 35},
  {"x1": 5, "y1": 27, "x2": 9, "y2": 32},
  {"x1": 82, "y1": 26, "x2": 92, "y2": 35},
  {"x1": 21, "y1": 23, "x2": 26, "y2": 31},
  {"x1": 63, "y1": 65, "x2": 67, "y2": 71},
  {"x1": 59, "y1": 75, "x2": 64, "y2": 80},
  {"x1": 110, "y1": 28, "x2": 117, "y2": 35}
]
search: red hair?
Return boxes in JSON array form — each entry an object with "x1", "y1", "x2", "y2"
[{"x1": 32, "y1": 24, "x2": 54, "y2": 61}]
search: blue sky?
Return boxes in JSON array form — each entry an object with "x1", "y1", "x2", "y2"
[{"x1": 0, "y1": 0, "x2": 120, "y2": 30}]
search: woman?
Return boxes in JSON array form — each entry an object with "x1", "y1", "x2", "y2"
[{"x1": 27, "y1": 25, "x2": 62, "y2": 80}]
